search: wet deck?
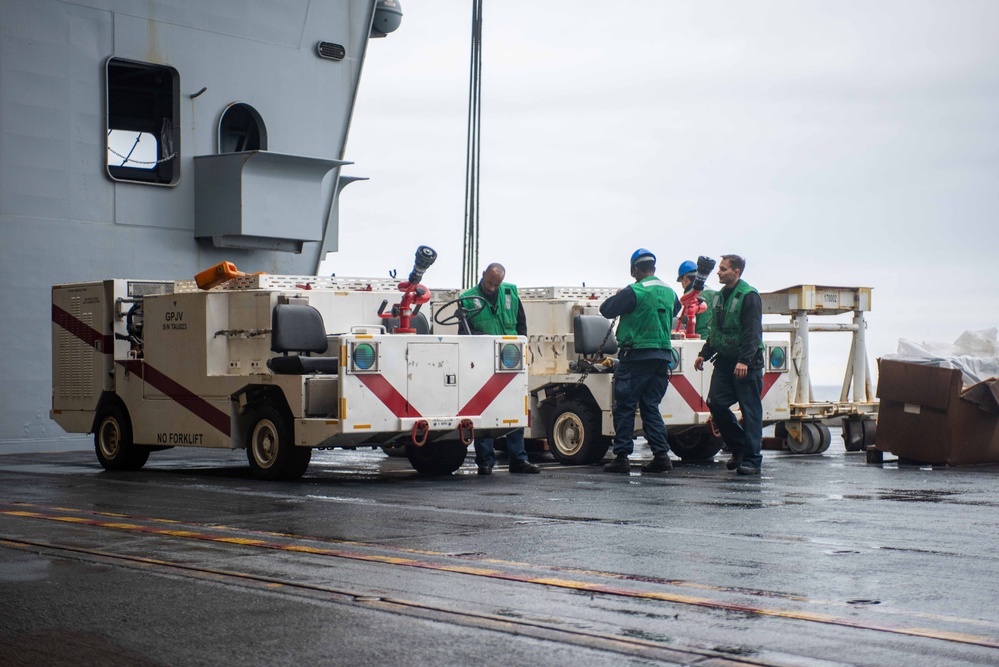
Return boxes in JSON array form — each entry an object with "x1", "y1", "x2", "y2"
[{"x1": 2, "y1": 435, "x2": 998, "y2": 666}]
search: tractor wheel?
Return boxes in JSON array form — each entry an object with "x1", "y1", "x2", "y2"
[
  {"x1": 94, "y1": 401, "x2": 149, "y2": 471},
  {"x1": 245, "y1": 403, "x2": 311, "y2": 480},
  {"x1": 546, "y1": 400, "x2": 610, "y2": 465},
  {"x1": 381, "y1": 444, "x2": 408, "y2": 458},
  {"x1": 406, "y1": 440, "x2": 468, "y2": 475},
  {"x1": 669, "y1": 428, "x2": 723, "y2": 462}
]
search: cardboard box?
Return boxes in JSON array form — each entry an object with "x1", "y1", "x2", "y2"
[{"x1": 876, "y1": 359, "x2": 999, "y2": 465}]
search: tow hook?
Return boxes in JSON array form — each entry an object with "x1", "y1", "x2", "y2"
[
  {"x1": 411, "y1": 419, "x2": 429, "y2": 447},
  {"x1": 458, "y1": 419, "x2": 474, "y2": 445}
]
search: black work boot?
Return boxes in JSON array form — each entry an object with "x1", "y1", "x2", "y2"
[
  {"x1": 641, "y1": 455, "x2": 673, "y2": 473},
  {"x1": 603, "y1": 454, "x2": 631, "y2": 473},
  {"x1": 726, "y1": 454, "x2": 743, "y2": 470},
  {"x1": 509, "y1": 460, "x2": 540, "y2": 474}
]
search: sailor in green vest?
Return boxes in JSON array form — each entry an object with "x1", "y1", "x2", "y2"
[
  {"x1": 599, "y1": 249, "x2": 680, "y2": 474},
  {"x1": 459, "y1": 263, "x2": 540, "y2": 475},
  {"x1": 676, "y1": 259, "x2": 717, "y2": 338},
  {"x1": 694, "y1": 255, "x2": 765, "y2": 475}
]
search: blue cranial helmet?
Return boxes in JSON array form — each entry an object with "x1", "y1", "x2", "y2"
[
  {"x1": 676, "y1": 260, "x2": 697, "y2": 282},
  {"x1": 630, "y1": 248, "x2": 656, "y2": 267}
]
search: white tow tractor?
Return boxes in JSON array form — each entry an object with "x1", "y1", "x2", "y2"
[
  {"x1": 435, "y1": 282, "x2": 877, "y2": 465},
  {"x1": 51, "y1": 253, "x2": 529, "y2": 480},
  {"x1": 514, "y1": 286, "x2": 792, "y2": 463}
]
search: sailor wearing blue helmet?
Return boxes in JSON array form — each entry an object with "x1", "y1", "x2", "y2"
[
  {"x1": 599, "y1": 249, "x2": 680, "y2": 473},
  {"x1": 677, "y1": 260, "x2": 717, "y2": 338}
]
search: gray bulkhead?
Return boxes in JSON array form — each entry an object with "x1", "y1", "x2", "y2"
[{"x1": 0, "y1": 0, "x2": 383, "y2": 445}]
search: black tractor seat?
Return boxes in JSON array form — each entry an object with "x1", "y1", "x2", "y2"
[{"x1": 267, "y1": 303, "x2": 339, "y2": 374}]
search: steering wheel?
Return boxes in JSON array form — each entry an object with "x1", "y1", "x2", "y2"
[
  {"x1": 126, "y1": 301, "x2": 144, "y2": 343},
  {"x1": 433, "y1": 295, "x2": 487, "y2": 328}
]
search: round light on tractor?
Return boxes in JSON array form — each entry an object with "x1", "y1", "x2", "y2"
[
  {"x1": 500, "y1": 343, "x2": 522, "y2": 369},
  {"x1": 769, "y1": 346, "x2": 786, "y2": 369},
  {"x1": 352, "y1": 343, "x2": 376, "y2": 370},
  {"x1": 668, "y1": 348, "x2": 680, "y2": 370}
]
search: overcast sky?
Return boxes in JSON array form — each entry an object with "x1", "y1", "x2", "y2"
[{"x1": 327, "y1": 0, "x2": 999, "y2": 385}]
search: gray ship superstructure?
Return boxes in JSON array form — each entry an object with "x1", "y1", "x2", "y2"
[{"x1": 0, "y1": 0, "x2": 400, "y2": 447}]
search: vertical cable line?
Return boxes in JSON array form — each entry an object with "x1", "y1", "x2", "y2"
[{"x1": 462, "y1": 0, "x2": 484, "y2": 289}]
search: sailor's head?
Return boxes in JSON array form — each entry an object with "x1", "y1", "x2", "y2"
[
  {"x1": 480, "y1": 263, "x2": 506, "y2": 296},
  {"x1": 630, "y1": 248, "x2": 656, "y2": 279},
  {"x1": 718, "y1": 255, "x2": 745, "y2": 288}
]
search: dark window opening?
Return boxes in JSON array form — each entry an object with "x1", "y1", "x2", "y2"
[
  {"x1": 219, "y1": 103, "x2": 267, "y2": 153},
  {"x1": 106, "y1": 58, "x2": 180, "y2": 185}
]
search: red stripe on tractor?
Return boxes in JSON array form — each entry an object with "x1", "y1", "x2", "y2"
[
  {"x1": 762, "y1": 372, "x2": 781, "y2": 399},
  {"x1": 53, "y1": 306, "x2": 231, "y2": 438},
  {"x1": 52, "y1": 304, "x2": 113, "y2": 353},
  {"x1": 671, "y1": 374, "x2": 708, "y2": 413},
  {"x1": 674, "y1": 371, "x2": 783, "y2": 412},
  {"x1": 118, "y1": 361, "x2": 231, "y2": 437},
  {"x1": 459, "y1": 373, "x2": 518, "y2": 416},
  {"x1": 356, "y1": 374, "x2": 422, "y2": 418}
]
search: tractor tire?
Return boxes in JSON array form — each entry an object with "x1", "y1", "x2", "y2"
[
  {"x1": 546, "y1": 399, "x2": 610, "y2": 465},
  {"x1": 245, "y1": 403, "x2": 311, "y2": 480},
  {"x1": 669, "y1": 428, "x2": 723, "y2": 462},
  {"x1": 94, "y1": 401, "x2": 150, "y2": 471},
  {"x1": 406, "y1": 440, "x2": 468, "y2": 475}
]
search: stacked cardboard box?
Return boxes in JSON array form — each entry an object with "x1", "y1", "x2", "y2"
[{"x1": 876, "y1": 359, "x2": 999, "y2": 465}]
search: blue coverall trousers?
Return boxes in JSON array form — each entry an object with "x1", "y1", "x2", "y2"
[
  {"x1": 611, "y1": 356, "x2": 671, "y2": 457},
  {"x1": 474, "y1": 428, "x2": 527, "y2": 468},
  {"x1": 707, "y1": 357, "x2": 764, "y2": 468}
]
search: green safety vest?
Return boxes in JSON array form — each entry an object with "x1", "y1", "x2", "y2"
[
  {"x1": 707, "y1": 280, "x2": 764, "y2": 358},
  {"x1": 615, "y1": 276, "x2": 676, "y2": 350},
  {"x1": 460, "y1": 282, "x2": 521, "y2": 335},
  {"x1": 695, "y1": 288, "x2": 717, "y2": 337}
]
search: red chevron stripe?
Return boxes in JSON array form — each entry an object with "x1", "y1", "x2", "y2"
[
  {"x1": 53, "y1": 305, "x2": 231, "y2": 438},
  {"x1": 762, "y1": 372, "x2": 781, "y2": 398},
  {"x1": 671, "y1": 374, "x2": 707, "y2": 413},
  {"x1": 459, "y1": 373, "x2": 518, "y2": 416},
  {"x1": 117, "y1": 360, "x2": 231, "y2": 437},
  {"x1": 675, "y1": 371, "x2": 783, "y2": 412},
  {"x1": 356, "y1": 374, "x2": 421, "y2": 418},
  {"x1": 357, "y1": 372, "x2": 518, "y2": 420},
  {"x1": 52, "y1": 304, "x2": 113, "y2": 353}
]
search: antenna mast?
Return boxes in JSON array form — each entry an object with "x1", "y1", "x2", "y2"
[{"x1": 461, "y1": 0, "x2": 483, "y2": 289}]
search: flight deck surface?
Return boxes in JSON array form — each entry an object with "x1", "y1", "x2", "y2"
[{"x1": 2, "y1": 436, "x2": 997, "y2": 666}]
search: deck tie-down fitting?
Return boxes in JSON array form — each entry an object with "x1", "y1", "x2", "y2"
[
  {"x1": 458, "y1": 419, "x2": 474, "y2": 445},
  {"x1": 411, "y1": 420, "x2": 429, "y2": 447}
]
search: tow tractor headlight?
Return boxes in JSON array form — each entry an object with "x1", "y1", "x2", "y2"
[
  {"x1": 349, "y1": 341, "x2": 379, "y2": 373},
  {"x1": 766, "y1": 344, "x2": 788, "y2": 372},
  {"x1": 496, "y1": 341, "x2": 525, "y2": 372},
  {"x1": 668, "y1": 347, "x2": 682, "y2": 372}
]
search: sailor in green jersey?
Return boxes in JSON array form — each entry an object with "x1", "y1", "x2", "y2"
[
  {"x1": 599, "y1": 249, "x2": 680, "y2": 474},
  {"x1": 694, "y1": 255, "x2": 765, "y2": 475},
  {"x1": 459, "y1": 263, "x2": 539, "y2": 475},
  {"x1": 677, "y1": 259, "x2": 717, "y2": 338}
]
